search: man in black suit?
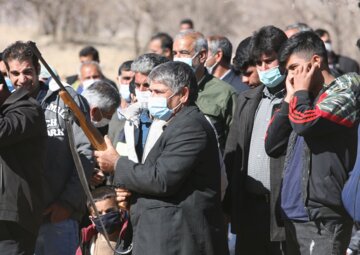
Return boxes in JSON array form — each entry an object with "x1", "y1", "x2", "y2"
[{"x1": 94, "y1": 61, "x2": 229, "y2": 255}]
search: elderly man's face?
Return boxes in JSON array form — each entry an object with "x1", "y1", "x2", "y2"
[
  {"x1": 173, "y1": 36, "x2": 205, "y2": 70},
  {"x1": 149, "y1": 81, "x2": 186, "y2": 113},
  {"x1": 80, "y1": 65, "x2": 101, "y2": 82}
]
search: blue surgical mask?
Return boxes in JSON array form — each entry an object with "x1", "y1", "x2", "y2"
[
  {"x1": 148, "y1": 93, "x2": 181, "y2": 121},
  {"x1": 119, "y1": 84, "x2": 131, "y2": 102},
  {"x1": 257, "y1": 66, "x2": 285, "y2": 88},
  {"x1": 92, "y1": 210, "x2": 122, "y2": 234},
  {"x1": 5, "y1": 77, "x2": 15, "y2": 92}
]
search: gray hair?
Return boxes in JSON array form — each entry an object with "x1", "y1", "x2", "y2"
[
  {"x1": 131, "y1": 53, "x2": 169, "y2": 75},
  {"x1": 285, "y1": 22, "x2": 312, "y2": 33},
  {"x1": 78, "y1": 61, "x2": 103, "y2": 80},
  {"x1": 148, "y1": 61, "x2": 198, "y2": 104},
  {"x1": 208, "y1": 35, "x2": 232, "y2": 63},
  {"x1": 81, "y1": 80, "x2": 120, "y2": 112},
  {"x1": 174, "y1": 30, "x2": 208, "y2": 53}
]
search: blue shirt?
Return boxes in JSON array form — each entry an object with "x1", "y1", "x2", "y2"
[
  {"x1": 281, "y1": 136, "x2": 309, "y2": 221},
  {"x1": 135, "y1": 109, "x2": 152, "y2": 159}
]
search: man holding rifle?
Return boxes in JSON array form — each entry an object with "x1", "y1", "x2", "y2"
[
  {"x1": 0, "y1": 69, "x2": 47, "y2": 254},
  {"x1": 3, "y1": 41, "x2": 94, "y2": 255}
]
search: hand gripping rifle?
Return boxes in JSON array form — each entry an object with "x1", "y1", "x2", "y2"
[{"x1": 29, "y1": 42, "x2": 132, "y2": 254}]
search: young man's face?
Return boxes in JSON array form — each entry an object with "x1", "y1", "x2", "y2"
[
  {"x1": 79, "y1": 55, "x2": 94, "y2": 64},
  {"x1": 285, "y1": 53, "x2": 320, "y2": 88},
  {"x1": 256, "y1": 51, "x2": 279, "y2": 71},
  {"x1": 118, "y1": 70, "x2": 134, "y2": 85},
  {"x1": 7, "y1": 59, "x2": 40, "y2": 94},
  {"x1": 242, "y1": 65, "x2": 261, "y2": 88},
  {"x1": 91, "y1": 197, "x2": 118, "y2": 217}
]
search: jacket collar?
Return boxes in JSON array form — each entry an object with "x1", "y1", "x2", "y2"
[
  {"x1": 2, "y1": 87, "x2": 29, "y2": 107},
  {"x1": 242, "y1": 84, "x2": 265, "y2": 99},
  {"x1": 198, "y1": 71, "x2": 213, "y2": 90}
]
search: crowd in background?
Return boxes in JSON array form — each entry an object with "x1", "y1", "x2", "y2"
[{"x1": 0, "y1": 18, "x2": 360, "y2": 255}]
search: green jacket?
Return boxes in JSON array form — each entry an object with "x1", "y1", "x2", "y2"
[{"x1": 196, "y1": 72, "x2": 237, "y2": 151}]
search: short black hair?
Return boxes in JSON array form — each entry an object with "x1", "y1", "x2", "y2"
[
  {"x1": 87, "y1": 186, "x2": 117, "y2": 212},
  {"x1": 232, "y1": 36, "x2": 254, "y2": 75},
  {"x1": 150, "y1": 32, "x2": 173, "y2": 52},
  {"x1": 250, "y1": 25, "x2": 288, "y2": 62},
  {"x1": 314, "y1": 28, "x2": 329, "y2": 38},
  {"x1": 180, "y1": 18, "x2": 194, "y2": 28},
  {"x1": 79, "y1": 46, "x2": 100, "y2": 62},
  {"x1": 278, "y1": 31, "x2": 328, "y2": 68},
  {"x1": 118, "y1": 60, "x2": 133, "y2": 76},
  {"x1": 2, "y1": 41, "x2": 39, "y2": 72}
]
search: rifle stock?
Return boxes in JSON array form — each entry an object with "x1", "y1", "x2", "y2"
[
  {"x1": 59, "y1": 91, "x2": 107, "y2": 151},
  {"x1": 30, "y1": 41, "x2": 129, "y2": 210}
]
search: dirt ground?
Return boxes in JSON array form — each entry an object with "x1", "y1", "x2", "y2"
[{"x1": 0, "y1": 24, "x2": 135, "y2": 82}]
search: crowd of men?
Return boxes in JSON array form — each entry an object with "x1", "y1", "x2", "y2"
[{"x1": 0, "y1": 18, "x2": 360, "y2": 255}]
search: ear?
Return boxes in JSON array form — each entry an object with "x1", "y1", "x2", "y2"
[
  {"x1": 311, "y1": 55, "x2": 322, "y2": 69},
  {"x1": 214, "y1": 50, "x2": 223, "y2": 63},
  {"x1": 164, "y1": 48, "x2": 172, "y2": 58},
  {"x1": 90, "y1": 107, "x2": 101, "y2": 121},
  {"x1": 198, "y1": 49, "x2": 208, "y2": 64},
  {"x1": 180, "y1": 86, "x2": 189, "y2": 104}
]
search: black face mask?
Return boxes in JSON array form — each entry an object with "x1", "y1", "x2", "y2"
[{"x1": 92, "y1": 210, "x2": 122, "y2": 234}]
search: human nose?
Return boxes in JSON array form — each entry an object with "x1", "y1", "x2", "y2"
[
  {"x1": 258, "y1": 62, "x2": 269, "y2": 71},
  {"x1": 18, "y1": 73, "x2": 28, "y2": 84},
  {"x1": 242, "y1": 75, "x2": 249, "y2": 85}
]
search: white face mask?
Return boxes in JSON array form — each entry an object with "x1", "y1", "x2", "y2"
[
  {"x1": 93, "y1": 118, "x2": 111, "y2": 128},
  {"x1": 119, "y1": 84, "x2": 131, "y2": 102},
  {"x1": 205, "y1": 54, "x2": 218, "y2": 74},
  {"x1": 92, "y1": 110, "x2": 111, "y2": 128},
  {"x1": 173, "y1": 51, "x2": 200, "y2": 71},
  {"x1": 82, "y1": 79, "x2": 100, "y2": 91},
  {"x1": 135, "y1": 89, "x2": 151, "y2": 107},
  {"x1": 324, "y1": 42, "x2": 332, "y2": 52}
]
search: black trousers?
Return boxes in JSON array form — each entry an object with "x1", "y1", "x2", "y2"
[
  {"x1": 284, "y1": 219, "x2": 353, "y2": 255},
  {"x1": 235, "y1": 194, "x2": 286, "y2": 255},
  {"x1": 0, "y1": 221, "x2": 37, "y2": 255}
]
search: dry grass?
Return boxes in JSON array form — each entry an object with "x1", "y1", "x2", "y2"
[{"x1": 0, "y1": 24, "x2": 135, "y2": 82}]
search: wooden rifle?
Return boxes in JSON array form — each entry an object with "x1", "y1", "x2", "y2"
[{"x1": 28, "y1": 41, "x2": 107, "y2": 151}]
